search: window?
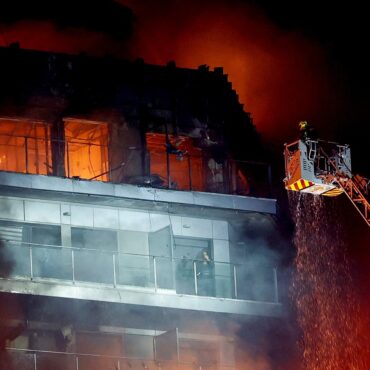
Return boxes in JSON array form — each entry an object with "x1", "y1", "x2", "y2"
[
  {"x1": 71, "y1": 228, "x2": 117, "y2": 251},
  {"x1": 71, "y1": 228, "x2": 117, "y2": 284},
  {"x1": 146, "y1": 133, "x2": 204, "y2": 191},
  {"x1": 64, "y1": 118, "x2": 109, "y2": 181},
  {"x1": 0, "y1": 118, "x2": 51, "y2": 175},
  {"x1": 0, "y1": 220, "x2": 61, "y2": 247},
  {"x1": 0, "y1": 221, "x2": 62, "y2": 279}
]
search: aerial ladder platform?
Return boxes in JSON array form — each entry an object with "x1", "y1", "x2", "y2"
[{"x1": 284, "y1": 139, "x2": 370, "y2": 227}]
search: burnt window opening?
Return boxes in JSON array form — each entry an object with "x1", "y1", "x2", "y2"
[
  {"x1": 0, "y1": 117, "x2": 109, "y2": 181},
  {"x1": 144, "y1": 132, "x2": 254, "y2": 195},
  {"x1": 64, "y1": 118, "x2": 109, "y2": 181},
  {"x1": 0, "y1": 116, "x2": 258, "y2": 195},
  {"x1": 0, "y1": 118, "x2": 52, "y2": 175},
  {"x1": 145, "y1": 133, "x2": 204, "y2": 191}
]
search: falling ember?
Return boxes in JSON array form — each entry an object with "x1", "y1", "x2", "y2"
[{"x1": 289, "y1": 192, "x2": 365, "y2": 369}]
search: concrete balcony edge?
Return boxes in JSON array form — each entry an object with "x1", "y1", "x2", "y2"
[
  {"x1": 0, "y1": 277, "x2": 283, "y2": 317},
  {"x1": 0, "y1": 172, "x2": 276, "y2": 214}
]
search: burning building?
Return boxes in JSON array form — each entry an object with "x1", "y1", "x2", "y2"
[{"x1": 0, "y1": 46, "x2": 285, "y2": 369}]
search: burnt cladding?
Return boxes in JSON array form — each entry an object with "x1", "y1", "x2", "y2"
[{"x1": 0, "y1": 46, "x2": 263, "y2": 161}]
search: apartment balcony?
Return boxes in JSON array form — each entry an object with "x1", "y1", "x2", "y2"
[
  {"x1": 0, "y1": 239, "x2": 281, "y2": 317},
  {"x1": 0, "y1": 118, "x2": 280, "y2": 317},
  {"x1": 0, "y1": 117, "x2": 273, "y2": 200},
  {"x1": 5, "y1": 347, "x2": 235, "y2": 370}
]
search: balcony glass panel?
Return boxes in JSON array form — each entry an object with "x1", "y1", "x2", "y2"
[
  {"x1": 175, "y1": 257, "x2": 196, "y2": 295},
  {"x1": 1, "y1": 242, "x2": 30, "y2": 278},
  {"x1": 116, "y1": 253, "x2": 153, "y2": 288},
  {"x1": 6, "y1": 349, "x2": 237, "y2": 370},
  {"x1": 0, "y1": 239, "x2": 278, "y2": 303},
  {"x1": 74, "y1": 249, "x2": 114, "y2": 284},
  {"x1": 36, "y1": 353, "x2": 76, "y2": 370}
]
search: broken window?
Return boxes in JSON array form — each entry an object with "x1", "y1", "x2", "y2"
[
  {"x1": 0, "y1": 118, "x2": 51, "y2": 175},
  {"x1": 146, "y1": 133, "x2": 204, "y2": 191},
  {"x1": 64, "y1": 118, "x2": 109, "y2": 181}
]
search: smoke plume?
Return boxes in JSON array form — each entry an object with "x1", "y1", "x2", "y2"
[{"x1": 0, "y1": 0, "x2": 349, "y2": 144}]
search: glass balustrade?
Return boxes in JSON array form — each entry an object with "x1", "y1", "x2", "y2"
[
  {"x1": 6, "y1": 349, "x2": 237, "y2": 370},
  {"x1": 1, "y1": 240, "x2": 278, "y2": 303}
]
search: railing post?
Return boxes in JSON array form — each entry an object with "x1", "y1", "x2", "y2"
[
  {"x1": 33, "y1": 352, "x2": 37, "y2": 370},
  {"x1": 75, "y1": 355, "x2": 79, "y2": 370},
  {"x1": 71, "y1": 249, "x2": 75, "y2": 284},
  {"x1": 188, "y1": 155, "x2": 192, "y2": 190},
  {"x1": 29, "y1": 245, "x2": 33, "y2": 280},
  {"x1": 193, "y1": 260, "x2": 198, "y2": 295},
  {"x1": 25, "y1": 137, "x2": 29, "y2": 173},
  {"x1": 233, "y1": 265, "x2": 238, "y2": 299},
  {"x1": 113, "y1": 253, "x2": 117, "y2": 287},
  {"x1": 66, "y1": 141, "x2": 70, "y2": 178},
  {"x1": 273, "y1": 267, "x2": 279, "y2": 303},
  {"x1": 153, "y1": 257, "x2": 158, "y2": 292},
  {"x1": 117, "y1": 359, "x2": 121, "y2": 370}
]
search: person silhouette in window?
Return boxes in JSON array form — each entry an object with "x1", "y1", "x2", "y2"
[{"x1": 196, "y1": 250, "x2": 215, "y2": 296}]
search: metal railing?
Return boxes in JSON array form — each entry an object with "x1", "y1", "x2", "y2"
[
  {"x1": 5, "y1": 348, "x2": 235, "y2": 370},
  {"x1": 0, "y1": 133, "x2": 273, "y2": 198},
  {"x1": 0, "y1": 134, "x2": 109, "y2": 180},
  {"x1": 1, "y1": 240, "x2": 279, "y2": 303}
]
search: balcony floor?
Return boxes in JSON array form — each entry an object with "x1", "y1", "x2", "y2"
[
  {"x1": 0, "y1": 171, "x2": 276, "y2": 215},
  {"x1": 0, "y1": 276, "x2": 282, "y2": 317}
]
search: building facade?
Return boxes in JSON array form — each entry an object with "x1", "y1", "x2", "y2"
[{"x1": 0, "y1": 47, "x2": 283, "y2": 369}]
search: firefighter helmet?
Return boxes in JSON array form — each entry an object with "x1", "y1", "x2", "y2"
[{"x1": 299, "y1": 120, "x2": 308, "y2": 130}]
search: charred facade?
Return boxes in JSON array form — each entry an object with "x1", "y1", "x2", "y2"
[{"x1": 0, "y1": 46, "x2": 285, "y2": 369}]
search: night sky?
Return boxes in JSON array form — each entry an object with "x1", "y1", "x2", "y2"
[
  {"x1": 0, "y1": 0, "x2": 369, "y2": 177},
  {"x1": 0, "y1": 0, "x2": 369, "y2": 365}
]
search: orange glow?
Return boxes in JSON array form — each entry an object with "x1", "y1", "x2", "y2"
[
  {"x1": 146, "y1": 133, "x2": 203, "y2": 191},
  {"x1": 0, "y1": 118, "x2": 51, "y2": 175},
  {"x1": 1, "y1": 2, "x2": 345, "y2": 143},
  {"x1": 64, "y1": 118, "x2": 109, "y2": 181},
  {"x1": 0, "y1": 21, "x2": 123, "y2": 57},
  {"x1": 125, "y1": 0, "x2": 342, "y2": 142}
]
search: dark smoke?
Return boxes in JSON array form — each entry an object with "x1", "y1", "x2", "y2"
[
  {"x1": 124, "y1": 0, "x2": 345, "y2": 143},
  {"x1": 0, "y1": 238, "x2": 25, "y2": 370},
  {"x1": 0, "y1": 0, "x2": 349, "y2": 145},
  {"x1": 0, "y1": 0, "x2": 134, "y2": 39}
]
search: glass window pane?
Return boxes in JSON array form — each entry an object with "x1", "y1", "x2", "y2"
[
  {"x1": 71, "y1": 228, "x2": 117, "y2": 251},
  {"x1": 0, "y1": 118, "x2": 51, "y2": 175},
  {"x1": 30, "y1": 225, "x2": 61, "y2": 246}
]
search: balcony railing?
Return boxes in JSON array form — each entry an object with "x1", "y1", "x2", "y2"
[
  {"x1": 1, "y1": 240, "x2": 279, "y2": 303},
  {"x1": 5, "y1": 348, "x2": 235, "y2": 370},
  {"x1": 0, "y1": 133, "x2": 273, "y2": 198}
]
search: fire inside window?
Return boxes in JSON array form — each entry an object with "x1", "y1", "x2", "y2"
[
  {"x1": 0, "y1": 118, "x2": 51, "y2": 175},
  {"x1": 64, "y1": 118, "x2": 109, "y2": 181},
  {"x1": 146, "y1": 133, "x2": 204, "y2": 191},
  {"x1": 0, "y1": 117, "x2": 109, "y2": 181}
]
